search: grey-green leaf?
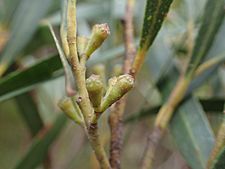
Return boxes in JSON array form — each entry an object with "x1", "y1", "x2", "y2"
[
  {"x1": 0, "y1": 44, "x2": 125, "y2": 102},
  {"x1": 138, "y1": 0, "x2": 174, "y2": 51},
  {"x1": 159, "y1": 65, "x2": 215, "y2": 169},
  {"x1": 170, "y1": 98, "x2": 215, "y2": 169},
  {"x1": 0, "y1": 55, "x2": 62, "y2": 102}
]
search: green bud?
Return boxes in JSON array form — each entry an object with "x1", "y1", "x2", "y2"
[
  {"x1": 58, "y1": 97, "x2": 83, "y2": 124},
  {"x1": 77, "y1": 36, "x2": 89, "y2": 56},
  {"x1": 86, "y1": 74, "x2": 104, "y2": 109},
  {"x1": 85, "y1": 23, "x2": 110, "y2": 58},
  {"x1": 101, "y1": 74, "x2": 134, "y2": 112}
]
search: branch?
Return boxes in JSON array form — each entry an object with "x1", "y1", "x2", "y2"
[{"x1": 109, "y1": 0, "x2": 136, "y2": 168}]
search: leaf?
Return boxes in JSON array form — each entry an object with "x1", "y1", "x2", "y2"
[
  {"x1": 0, "y1": 0, "x2": 54, "y2": 75},
  {"x1": 170, "y1": 98, "x2": 215, "y2": 169},
  {"x1": 15, "y1": 93, "x2": 44, "y2": 136},
  {"x1": 125, "y1": 98, "x2": 225, "y2": 123},
  {"x1": 0, "y1": 44, "x2": 125, "y2": 102},
  {"x1": 14, "y1": 113, "x2": 67, "y2": 169},
  {"x1": 185, "y1": 0, "x2": 225, "y2": 77},
  {"x1": 132, "y1": 0, "x2": 174, "y2": 72},
  {"x1": 0, "y1": 55, "x2": 62, "y2": 102},
  {"x1": 157, "y1": 64, "x2": 214, "y2": 169},
  {"x1": 133, "y1": 49, "x2": 217, "y2": 169},
  {"x1": 212, "y1": 146, "x2": 225, "y2": 169},
  {"x1": 138, "y1": 0, "x2": 174, "y2": 51}
]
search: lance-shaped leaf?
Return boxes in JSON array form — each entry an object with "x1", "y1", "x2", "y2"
[
  {"x1": 0, "y1": 55, "x2": 62, "y2": 102},
  {"x1": 156, "y1": 63, "x2": 215, "y2": 169},
  {"x1": 170, "y1": 97, "x2": 215, "y2": 169},
  {"x1": 0, "y1": 44, "x2": 125, "y2": 102},
  {"x1": 185, "y1": 0, "x2": 225, "y2": 77},
  {"x1": 132, "y1": 0, "x2": 174, "y2": 73}
]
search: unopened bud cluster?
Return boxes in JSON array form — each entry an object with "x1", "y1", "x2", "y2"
[
  {"x1": 86, "y1": 74, "x2": 134, "y2": 113},
  {"x1": 58, "y1": 6, "x2": 134, "y2": 124}
]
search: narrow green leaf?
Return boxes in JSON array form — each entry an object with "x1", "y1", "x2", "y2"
[
  {"x1": 186, "y1": 0, "x2": 225, "y2": 77},
  {"x1": 212, "y1": 146, "x2": 225, "y2": 169},
  {"x1": 170, "y1": 98, "x2": 215, "y2": 169},
  {"x1": 14, "y1": 113, "x2": 67, "y2": 169},
  {"x1": 15, "y1": 93, "x2": 44, "y2": 136},
  {"x1": 0, "y1": 55, "x2": 62, "y2": 102},
  {"x1": 0, "y1": 45, "x2": 125, "y2": 102},
  {"x1": 158, "y1": 65, "x2": 215, "y2": 169},
  {"x1": 132, "y1": 0, "x2": 174, "y2": 72},
  {"x1": 0, "y1": 0, "x2": 54, "y2": 75},
  {"x1": 139, "y1": 0, "x2": 173, "y2": 51}
]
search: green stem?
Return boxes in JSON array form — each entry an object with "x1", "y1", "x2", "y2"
[
  {"x1": 88, "y1": 122, "x2": 112, "y2": 169},
  {"x1": 66, "y1": 1, "x2": 111, "y2": 168}
]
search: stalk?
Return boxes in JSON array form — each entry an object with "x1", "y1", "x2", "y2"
[
  {"x1": 66, "y1": 0, "x2": 110, "y2": 168},
  {"x1": 109, "y1": 0, "x2": 136, "y2": 168},
  {"x1": 141, "y1": 76, "x2": 190, "y2": 169},
  {"x1": 140, "y1": 0, "x2": 225, "y2": 168}
]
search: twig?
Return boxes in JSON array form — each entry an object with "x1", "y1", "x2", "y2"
[
  {"x1": 139, "y1": 19, "x2": 196, "y2": 169},
  {"x1": 66, "y1": 1, "x2": 111, "y2": 168},
  {"x1": 109, "y1": 0, "x2": 136, "y2": 168},
  {"x1": 140, "y1": 75, "x2": 190, "y2": 169}
]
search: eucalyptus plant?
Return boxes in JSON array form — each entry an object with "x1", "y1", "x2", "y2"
[{"x1": 0, "y1": 0, "x2": 225, "y2": 169}]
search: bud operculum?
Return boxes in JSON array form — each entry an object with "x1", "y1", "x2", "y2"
[
  {"x1": 100, "y1": 74, "x2": 134, "y2": 112},
  {"x1": 85, "y1": 23, "x2": 110, "y2": 58},
  {"x1": 86, "y1": 74, "x2": 104, "y2": 110}
]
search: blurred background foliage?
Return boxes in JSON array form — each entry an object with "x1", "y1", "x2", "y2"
[{"x1": 0, "y1": 0, "x2": 224, "y2": 169}]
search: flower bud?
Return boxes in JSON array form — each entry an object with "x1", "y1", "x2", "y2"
[
  {"x1": 86, "y1": 74, "x2": 104, "y2": 109},
  {"x1": 85, "y1": 23, "x2": 110, "y2": 58},
  {"x1": 101, "y1": 74, "x2": 134, "y2": 112},
  {"x1": 58, "y1": 97, "x2": 83, "y2": 124}
]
